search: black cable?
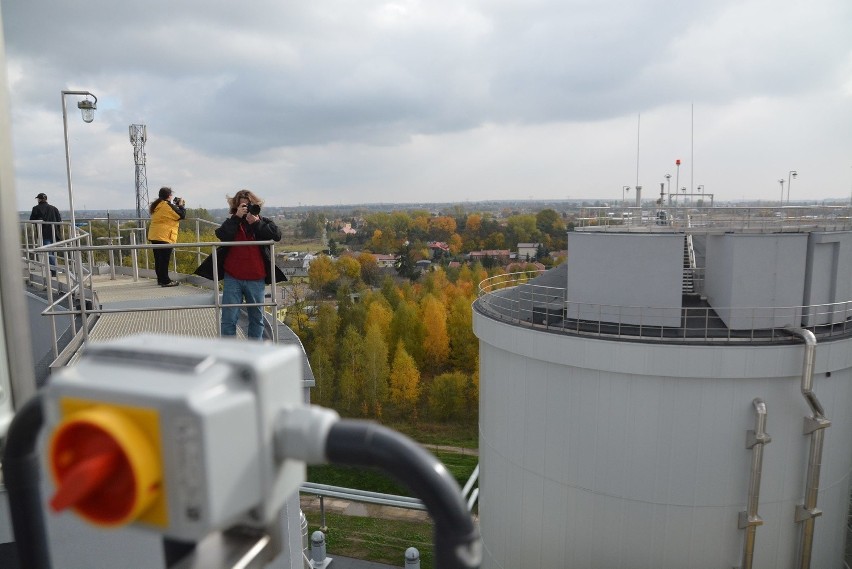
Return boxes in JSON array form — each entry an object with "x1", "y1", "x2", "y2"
[
  {"x1": 325, "y1": 420, "x2": 480, "y2": 569},
  {"x1": 1, "y1": 394, "x2": 52, "y2": 569}
]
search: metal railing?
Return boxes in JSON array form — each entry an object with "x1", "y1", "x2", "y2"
[
  {"x1": 477, "y1": 272, "x2": 852, "y2": 344},
  {"x1": 20, "y1": 219, "x2": 283, "y2": 357},
  {"x1": 573, "y1": 205, "x2": 852, "y2": 233}
]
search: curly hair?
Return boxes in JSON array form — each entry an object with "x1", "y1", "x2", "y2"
[{"x1": 226, "y1": 189, "x2": 264, "y2": 214}]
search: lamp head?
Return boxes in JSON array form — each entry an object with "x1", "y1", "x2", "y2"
[
  {"x1": 78, "y1": 99, "x2": 96, "y2": 123},
  {"x1": 791, "y1": 171, "x2": 798, "y2": 179}
]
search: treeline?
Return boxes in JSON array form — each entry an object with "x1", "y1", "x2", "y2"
[
  {"x1": 317, "y1": 208, "x2": 568, "y2": 258},
  {"x1": 293, "y1": 259, "x2": 531, "y2": 423}
]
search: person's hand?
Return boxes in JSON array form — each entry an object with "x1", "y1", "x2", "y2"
[
  {"x1": 246, "y1": 213, "x2": 259, "y2": 224},
  {"x1": 235, "y1": 203, "x2": 248, "y2": 218}
]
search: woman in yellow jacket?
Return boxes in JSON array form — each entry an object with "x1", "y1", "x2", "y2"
[{"x1": 147, "y1": 186, "x2": 186, "y2": 287}]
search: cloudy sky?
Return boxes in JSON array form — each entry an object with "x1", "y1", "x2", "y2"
[{"x1": 2, "y1": 0, "x2": 851, "y2": 212}]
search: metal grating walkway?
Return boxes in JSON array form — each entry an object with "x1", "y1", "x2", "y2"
[{"x1": 68, "y1": 275, "x2": 246, "y2": 365}]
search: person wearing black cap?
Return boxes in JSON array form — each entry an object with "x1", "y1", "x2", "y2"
[{"x1": 30, "y1": 193, "x2": 62, "y2": 272}]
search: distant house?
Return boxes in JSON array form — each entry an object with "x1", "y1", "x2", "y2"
[
  {"x1": 517, "y1": 242, "x2": 542, "y2": 261},
  {"x1": 427, "y1": 241, "x2": 450, "y2": 259},
  {"x1": 373, "y1": 254, "x2": 398, "y2": 268},
  {"x1": 447, "y1": 261, "x2": 461, "y2": 269},
  {"x1": 468, "y1": 250, "x2": 511, "y2": 264},
  {"x1": 415, "y1": 259, "x2": 432, "y2": 271},
  {"x1": 340, "y1": 223, "x2": 357, "y2": 236},
  {"x1": 278, "y1": 258, "x2": 309, "y2": 278}
]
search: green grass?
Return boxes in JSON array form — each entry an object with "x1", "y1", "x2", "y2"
[
  {"x1": 302, "y1": 427, "x2": 479, "y2": 569},
  {"x1": 306, "y1": 512, "x2": 435, "y2": 568},
  {"x1": 385, "y1": 420, "x2": 479, "y2": 449}
]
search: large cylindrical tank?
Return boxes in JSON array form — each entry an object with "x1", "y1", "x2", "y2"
[{"x1": 473, "y1": 310, "x2": 852, "y2": 569}]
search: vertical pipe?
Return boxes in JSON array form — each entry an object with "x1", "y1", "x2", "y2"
[
  {"x1": 739, "y1": 398, "x2": 770, "y2": 569},
  {"x1": 785, "y1": 327, "x2": 830, "y2": 569}
]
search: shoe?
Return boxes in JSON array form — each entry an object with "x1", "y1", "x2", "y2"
[{"x1": 161, "y1": 281, "x2": 179, "y2": 287}]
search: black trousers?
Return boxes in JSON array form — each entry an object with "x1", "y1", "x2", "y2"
[{"x1": 150, "y1": 240, "x2": 173, "y2": 284}]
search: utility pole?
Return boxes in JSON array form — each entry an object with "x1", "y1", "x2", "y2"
[{"x1": 129, "y1": 124, "x2": 149, "y2": 229}]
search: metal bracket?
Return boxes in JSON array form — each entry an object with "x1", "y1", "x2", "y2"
[
  {"x1": 745, "y1": 429, "x2": 771, "y2": 449},
  {"x1": 794, "y1": 505, "x2": 823, "y2": 523},
  {"x1": 737, "y1": 511, "x2": 764, "y2": 529},
  {"x1": 803, "y1": 416, "x2": 831, "y2": 435}
]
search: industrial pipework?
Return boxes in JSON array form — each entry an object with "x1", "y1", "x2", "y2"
[
  {"x1": 737, "y1": 398, "x2": 770, "y2": 569},
  {"x1": 785, "y1": 328, "x2": 830, "y2": 569}
]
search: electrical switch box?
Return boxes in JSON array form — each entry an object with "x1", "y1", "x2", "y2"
[{"x1": 42, "y1": 334, "x2": 305, "y2": 541}]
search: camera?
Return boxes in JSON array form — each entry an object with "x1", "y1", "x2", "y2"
[
  {"x1": 173, "y1": 197, "x2": 185, "y2": 206},
  {"x1": 247, "y1": 203, "x2": 261, "y2": 216}
]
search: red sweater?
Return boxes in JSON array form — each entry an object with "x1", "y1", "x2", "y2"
[{"x1": 224, "y1": 222, "x2": 266, "y2": 280}]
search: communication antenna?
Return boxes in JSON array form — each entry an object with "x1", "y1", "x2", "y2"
[{"x1": 129, "y1": 124, "x2": 149, "y2": 228}]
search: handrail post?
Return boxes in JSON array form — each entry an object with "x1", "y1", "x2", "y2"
[
  {"x1": 130, "y1": 232, "x2": 139, "y2": 282},
  {"x1": 737, "y1": 398, "x2": 771, "y2": 569},
  {"x1": 212, "y1": 246, "x2": 221, "y2": 337}
]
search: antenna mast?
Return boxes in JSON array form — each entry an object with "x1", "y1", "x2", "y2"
[{"x1": 129, "y1": 124, "x2": 149, "y2": 227}]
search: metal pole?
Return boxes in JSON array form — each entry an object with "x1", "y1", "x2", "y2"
[{"x1": 0, "y1": 17, "x2": 37, "y2": 408}]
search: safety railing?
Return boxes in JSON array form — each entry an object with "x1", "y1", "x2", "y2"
[
  {"x1": 477, "y1": 272, "x2": 852, "y2": 344},
  {"x1": 21, "y1": 220, "x2": 284, "y2": 358},
  {"x1": 573, "y1": 205, "x2": 852, "y2": 233}
]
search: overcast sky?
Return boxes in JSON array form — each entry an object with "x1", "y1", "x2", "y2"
[{"x1": 3, "y1": 0, "x2": 851, "y2": 212}]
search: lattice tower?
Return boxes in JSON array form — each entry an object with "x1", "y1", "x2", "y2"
[{"x1": 129, "y1": 124, "x2": 149, "y2": 227}]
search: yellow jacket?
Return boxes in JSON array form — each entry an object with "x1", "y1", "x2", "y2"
[{"x1": 147, "y1": 201, "x2": 183, "y2": 243}]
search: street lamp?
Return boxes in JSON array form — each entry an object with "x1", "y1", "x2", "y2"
[
  {"x1": 62, "y1": 90, "x2": 98, "y2": 235},
  {"x1": 622, "y1": 185, "x2": 630, "y2": 207},
  {"x1": 675, "y1": 159, "x2": 681, "y2": 205},
  {"x1": 665, "y1": 173, "x2": 671, "y2": 204},
  {"x1": 787, "y1": 170, "x2": 797, "y2": 204},
  {"x1": 778, "y1": 179, "x2": 785, "y2": 205},
  {"x1": 697, "y1": 185, "x2": 704, "y2": 207}
]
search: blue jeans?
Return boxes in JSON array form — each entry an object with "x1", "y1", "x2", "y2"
[
  {"x1": 42, "y1": 238, "x2": 56, "y2": 271},
  {"x1": 221, "y1": 275, "x2": 266, "y2": 339}
]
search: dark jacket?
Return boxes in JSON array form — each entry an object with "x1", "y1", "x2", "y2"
[
  {"x1": 30, "y1": 202, "x2": 62, "y2": 241},
  {"x1": 194, "y1": 215, "x2": 287, "y2": 284}
]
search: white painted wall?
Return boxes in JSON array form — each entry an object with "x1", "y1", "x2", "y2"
[
  {"x1": 704, "y1": 234, "x2": 808, "y2": 329},
  {"x1": 474, "y1": 310, "x2": 852, "y2": 569},
  {"x1": 803, "y1": 231, "x2": 852, "y2": 326},
  {"x1": 565, "y1": 232, "x2": 683, "y2": 327}
]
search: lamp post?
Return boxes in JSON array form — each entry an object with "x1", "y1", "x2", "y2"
[
  {"x1": 787, "y1": 170, "x2": 797, "y2": 204},
  {"x1": 697, "y1": 185, "x2": 704, "y2": 207},
  {"x1": 778, "y1": 179, "x2": 785, "y2": 206},
  {"x1": 665, "y1": 173, "x2": 672, "y2": 205},
  {"x1": 675, "y1": 159, "x2": 681, "y2": 205},
  {"x1": 62, "y1": 90, "x2": 98, "y2": 236},
  {"x1": 622, "y1": 185, "x2": 630, "y2": 208}
]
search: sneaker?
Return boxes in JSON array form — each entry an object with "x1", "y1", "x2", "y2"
[{"x1": 161, "y1": 281, "x2": 179, "y2": 287}]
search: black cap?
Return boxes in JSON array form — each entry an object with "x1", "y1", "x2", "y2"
[{"x1": 36, "y1": 193, "x2": 47, "y2": 200}]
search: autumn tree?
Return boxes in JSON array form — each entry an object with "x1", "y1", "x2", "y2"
[
  {"x1": 338, "y1": 325, "x2": 366, "y2": 416},
  {"x1": 309, "y1": 346, "x2": 335, "y2": 408},
  {"x1": 308, "y1": 255, "x2": 335, "y2": 298},
  {"x1": 428, "y1": 372, "x2": 468, "y2": 421},
  {"x1": 365, "y1": 297, "x2": 394, "y2": 346},
  {"x1": 447, "y1": 296, "x2": 478, "y2": 375},
  {"x1": 362, "y1": 324, "x2": 390, "y2": 418},
  {"x1": 390, "y1": 300, "x2": 426, "y2": 367},
  {"x1": 357, "y1": 252, "x2": 380, "y2": 285},
  {"x1": 389, "y1": 341, "x2": 420, "y2": 418},
  {"x1": 421, "y1": 294, "x2": 449, "y2": 370}
]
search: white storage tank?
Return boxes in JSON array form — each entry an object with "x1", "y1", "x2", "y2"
[{"x1": 474, "y1": 223, "x2": 852, "y2": 569}]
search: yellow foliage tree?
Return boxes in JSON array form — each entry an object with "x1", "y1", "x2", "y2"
[
  {"x1": 421, "y1": 294, "x2": 449, "y2": 369},
  {"x1": 307, "y1": 255, "x2": 335, "y2": 297},
  {"x1": 390, "y1": 341, "x2": 420, "y2": 418}
]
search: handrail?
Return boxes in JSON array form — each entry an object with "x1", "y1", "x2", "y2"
[
  {"x1": 477, "y1": 272, "x2": 852, "y2": 344},
  {"x1": 20, "y1": 230, "x2": 284, "y2": 354}
]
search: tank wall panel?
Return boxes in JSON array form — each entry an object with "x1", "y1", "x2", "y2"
[
  {"x1": 704, "y1": 234, "x2": 808, "y2": 329},
  {"x1": 804, "y1": 231, "x2": 852, "y2": 325},
  {"x1": 565, "y1": 233, "x2": 683, "y2": 326},
  {"x1": 476, "y1": 317, "x2": 852, "y2": 569}
]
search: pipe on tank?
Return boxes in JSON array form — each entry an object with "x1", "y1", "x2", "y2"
[
  {"x1": 738, "y1": 398, "x2": 770, "y2": 569},
  {"x1": 785, "y1": 327, "x2": 830, "y2": 569}
]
